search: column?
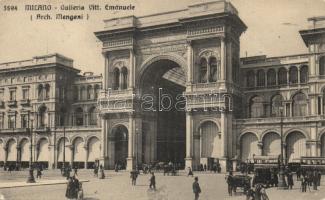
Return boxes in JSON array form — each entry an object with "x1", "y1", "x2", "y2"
[
  {"x1": 84, "y1": 146, "x2": 88, "y2": 169},
  {"x1": 220, "y1": 37, "x2": 226, "y2": 81},
  {"x1": 103, "y1": 52, "x2": 109, "y2": 89},
  {"x1": 185, "y1": 111, "x2": 193, "y2": 169},
  {"x1": 219, "y1": 111, "x2": 228, "y2": 173},
  {"x1": 257, "y1": 142, "x2": 263, "y2": 155},
  {"x1": 129, "y1": 49, "x2": 135, "y2": 88},
  {"x1": 286, "y1": 68, "x2": 290, "y2": 84},
  {"x1": 186, "y1": 40, "x2": 193, "y2": 83},
  {"x1": 3, "y1": 146, "x2": 7, "y2": 165},
  {"x1": 69, "y1": 145, "x2": 73, "y2": 166},
  {"x1": 298, "y1": 67, "x2": 301, "y2": 84},
  {"x1": 119, "y1": 71, "x2": 123, "y2": 90},
  {"x1": 275, "y1": 69, "x2": 279, "y2": 85},
  {"x1": 321, "y1": 96, "x2": 324, "y2": 115},
  {"x1": 310, "y1": 127, "x2": 317, "y2": 156},
  {"x1": 99, "y1": 117, "x2": 107, "y2": 168},
  {"x1": 127, "y1": 114, "x2": 135, "y2": 170}
]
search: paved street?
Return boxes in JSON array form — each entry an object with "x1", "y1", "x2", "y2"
[{"x1": 0, "y1": 170, "x2": 325, "y2": 200}]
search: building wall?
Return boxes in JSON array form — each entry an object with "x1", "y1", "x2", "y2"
[{"x1": 0, "y1": 54, "x2": 102, "y2": 169}]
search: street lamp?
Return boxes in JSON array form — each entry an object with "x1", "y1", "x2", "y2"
[
  {"x1": 278, "y1": 106, "x2": 288, "y2": 189},
  {"x1": 135, "y1": 128, "x2": 139, "y2": 171},
  {"x1": 62, "y1": 126, "x2": 66, "y2": 177},
  {"x1": 27, "y1": 115, "x2": 35, "y2": 183}
]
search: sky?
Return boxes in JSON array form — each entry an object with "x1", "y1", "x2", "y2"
[{"x1": 0, "y1": 0, "x2": 325, "y2": 75}]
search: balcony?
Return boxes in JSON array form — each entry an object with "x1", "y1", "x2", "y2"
[
  {"x1": 98, "y1": 89, "x2": 135, "y2": 114},
  {"x1": 7, "y1": 100, "x2": 17, "y2": 107},
  {"x1": 20, "y1": 99, "x2": 30, "y2": 106}
]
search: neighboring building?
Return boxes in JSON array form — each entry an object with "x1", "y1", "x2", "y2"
[
  {"x1": 95, "y1": 0, "x2": 325, "y2": 171},
  {"x1": 0, "y1": 54, "x2": 102, "y2": 169}
]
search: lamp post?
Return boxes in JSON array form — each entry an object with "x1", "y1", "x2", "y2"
[
  {"x1": 27, "y1": 115, "x2": 35, "y2": 183},
  {"x1": 62, "y1": 126, "x2": 66, "y2": 176},
  {"x1": 135, "y1": 128, "x2": 139, "y2": 171},
  {"x1": 278, "y1": 106, "x2": 288, "y2": 189}
]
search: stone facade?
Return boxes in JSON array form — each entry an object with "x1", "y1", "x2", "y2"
[
  {"x1": 0, "y1": 54, "x2": 102, "y2": 169},
  {"x1": 95, "y1": 1, "x2": 325, "y2": 171}
]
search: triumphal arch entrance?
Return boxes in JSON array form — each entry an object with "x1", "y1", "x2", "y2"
[{"x1": 95, "y1": 1, "x2": 246, "y2": 170}]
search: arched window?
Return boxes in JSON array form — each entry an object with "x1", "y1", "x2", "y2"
[
  {"x1": 80, "y1": 86, "x2": 86, "y2": 100},
  {"x1": 39, "y1": 106, "x2": 47, "y2": 128},
  {"x1": 209, "y1": 57, "x2": 218, "y2": 82},
  {"x1": 246, "y1": 70, "x2": 255, "y2": 87},
  {"x1": 292, "y1": 92, "x2": 307, "y2": 116},
  {"x1": 267, "y1": 69, "x2": 276, "y2": 86},
  {"x1": 38, "y1": 84, "x2": 43, "y2": 100},
  {"x1": 121, "y1": 67, "x2": 128, "y2": 90},
  {"x1": 300, "y1": 65, "x2": 308, "y2": 83},
  {"x1": 73, "y1": 86, "x2": 78, "y2": 101},
  {"x1": 89, "y1": 107, "x2": 97, "y2": 125},
  {"x1": 249, "y1": 96, "x2": 264, "y2": 118},
  {"x1": 271, "y1": 94, "x2": 283, "y2": 117},
  {"x1": 319, "y1": 56, "x2": 325, "y2": 75},
  {"x1": 75, "y1": 107, "x2": 84, "y2": 126},
  {"x1": 94, "y1": 84, "x2": 100, "y2": 99},
  {"x1": 59, "y1": 108, "x2": 66, "y2": 127},
  {"x1": 113, "y1": 68, "x2": 120, "y2": 90},
  {"x1": 87, "y1": 85, "x2": 93, "y2": 99},
  {"x1": 256, "y1": 70, "x2": 265, "y2": 87},
  {"x1": 199, "y1": 58, "x2": 207, "y2": 83},
  {"x1": 278, "y1": 67, "x2": 287, "y2": 85},
  {"x1": 45, "y1": 84, "x2": 50, "y2": 99},
  {"x1": 289, "y1": 66, "x2": 298, "y2": 84}
]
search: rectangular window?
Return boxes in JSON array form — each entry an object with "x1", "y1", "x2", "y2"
[
  {"x1": 0, "y1": 90, "x2": 4, "y2": 100},
  {"x1": 8, "y1": 115, "x2": 15, "y2": 129},
  {"x1": 9, "y1": 90, "x2": 16, "y2": 101},
  {"x1": 21, "y1": 115, "x2": 28, "y2": 128},
  {"x1": 22, "y1": 89, "x2": 29, "y2": 100},
  {"x1": 0, "y1": 116, "x2": 3, "y2": 129}
]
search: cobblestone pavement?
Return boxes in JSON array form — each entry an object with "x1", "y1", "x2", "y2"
[{"x1": 0, "y1": 170, "x2": 325, "y2": 200}]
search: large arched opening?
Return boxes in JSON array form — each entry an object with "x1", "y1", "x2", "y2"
[
  {"x1": 240, "y1": 132, "x2": 259, "y2": 161},
  {"x1": 286, "y1": 131, "x2": 306, "y2": 163},
  {"x1": 139, "y1": 58, "x2": 186, "y2": 165},
  {"x1": 112, "y1": 125, "x2": 128, "y2": 169}
]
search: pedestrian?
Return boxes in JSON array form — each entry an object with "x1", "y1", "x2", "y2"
[
  {"x1": 149, "y1": 172, "x2": 156, "y2": 190},
  {"x1": 296, "y1": 168, "x2": 301, "y2": 180},
  {"x1": 255, "y1": 184, "x2": 263, "y2": 200},
  {"x1": 260, "y1": 184, "x2": 269, "y2": 200},
  {"x1": 226, "y1": 171, "x2": 234, "y2": 196},
  {"x1": 192, "y1": 176, "x2": 201, "y2": 200},
  {"x1": 313, "y1": 170, "x2": 318, "y2": 190},
  {"x1": 115, "y1": 163, "x2": 119, "y2": 172},
  {"x1": 74, "y1": 166, "x2": 78, "y2": 176},
  {"x1": 77, "y1": 182, "x2": 84, "y2": 200},
  {"x1": 204, "y1": 164, "x2": 207, "y2": 172},
  {"x1": 37, "y1": 167, "x2": 42, "y2": 179},
  {"x1": 65, "y1": 177, "x2": 74, "y2": 199},
  {"x1": 301, "y1": 175, "x2": 307, "y2": 192},
  {"x1": 287, "y1": 172, "x2": 294, "y2": 189},
  {"x1": 317, "y1": 170, "x2": 321, "y2": 186},
  {"x1": 93, "y1": 166, "x2": 98, "y2": 177},
  {"x1": 188, "y1": 167, "x2": 194, "y2": 177},
  {"x1": 99, "y1": 165, "x2": 105, "y2": 179},
  {"x1": 130, "y1": 170, "x2": 138, "y2": 185}
]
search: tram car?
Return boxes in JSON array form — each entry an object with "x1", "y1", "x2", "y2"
[
  {"x1": 252, "y1": 155, "x2": 280, "y2": 187},
  {"x1": 299, "y1": 157, "x2": 325, "y2": 174}
]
